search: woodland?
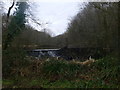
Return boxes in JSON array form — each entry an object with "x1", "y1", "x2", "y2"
[{"x1": 1, "y1": 1, "x2": 120, "y2": 88}]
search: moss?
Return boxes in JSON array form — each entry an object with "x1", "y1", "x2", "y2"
[{"x1": 2, "y1": 79, "x2": 15, "y2": 88}]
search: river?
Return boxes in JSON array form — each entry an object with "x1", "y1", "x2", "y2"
[{"x1": 27, "y1": 47, "x2": 109, "y2": 60}]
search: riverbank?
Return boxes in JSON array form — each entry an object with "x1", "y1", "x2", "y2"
[{"x1": 2, "y1": 56, "x2": 120, "y2": 88}]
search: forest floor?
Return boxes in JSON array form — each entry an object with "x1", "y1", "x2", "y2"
[{"x1": 2, "y1": 56, "x2": 120, "y2": 88}]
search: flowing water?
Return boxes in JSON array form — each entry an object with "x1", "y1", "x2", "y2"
[
  {"x1": 27, "y1": 48, "x2": 108, "y2": 60},
  {"x1": 27, "y1": 49, "x2": 60, "y2": 58}
]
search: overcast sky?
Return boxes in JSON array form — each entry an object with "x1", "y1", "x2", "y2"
[
  {"x1": 2, "y1": 1, "x2": 85, "y2": 36},
  {"x1": 2, "y1": 0, "x2": 119, "y2": 36},
  {"x1": 29, "y1": 2, "x2": 84, "y2": 36}
]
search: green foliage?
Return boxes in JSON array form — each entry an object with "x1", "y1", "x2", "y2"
[
  {"x1": 2, "y1": 79, "x2": 15, "y2": 88},
  {"x1": 2, "y1": 48, "x2": 30, "y2": 78},
  {"x1": 3, "y1": 2, "x2": 28, "y2": 49},
  {"x1": 41, "y1": 59, "x2": 87, "y2": 80},
  {"x1": 2, "y1": 56, "x2": 120, "y2": 88},
  {"x1": 2, "y1": 76, "x2": 119, "y2": 88},
  {"x1": 91, "y1": 56, "x2": 120, "y2": 85},
  {"x1": 94, "y1": 56, "x2": 119, "y2": 69}
]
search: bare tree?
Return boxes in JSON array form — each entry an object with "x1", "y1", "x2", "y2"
[{"x1": 6, "y1": 0, "x2": 15, "y2": 23}]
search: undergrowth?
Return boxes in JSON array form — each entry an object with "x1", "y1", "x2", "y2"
[{"x1": 2, "y1": 51, "x2": 120, "y2": 88}]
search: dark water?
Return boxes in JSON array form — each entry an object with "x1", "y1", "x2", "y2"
[{"x1": 27, "y1": 47, "x2": 111, "y2": 60}]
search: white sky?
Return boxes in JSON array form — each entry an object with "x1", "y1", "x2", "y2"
[
  {"x1": 2, "y1": 1, "x2": 85, "y2": 36},
  {"x1": 29, "y1": 2, "x2": 84, "y2": 36}
]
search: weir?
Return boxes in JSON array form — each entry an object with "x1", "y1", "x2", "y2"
[
  {"x1": 27, "y1": 47, "x2": 112, "y2": 60},
  {"x1": 27, "y1": 49, "x2": 60, "y2": 58}
]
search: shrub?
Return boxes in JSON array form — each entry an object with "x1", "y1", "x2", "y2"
[
  {"x1": 2, "y1": 47, "x2": 30, "y2": 78},
  {"x1": 41, "y1": 59, "x2": 88, "y2": 80},
  {"x1": 91, "y1": 56, "x2": 120, "y2": 84}
]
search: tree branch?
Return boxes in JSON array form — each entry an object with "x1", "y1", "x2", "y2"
[{"x1": 7, "y1": 0, "x2": 15, "y2": 22}]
